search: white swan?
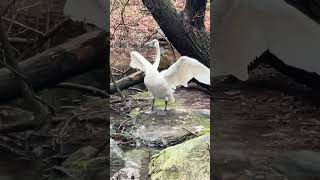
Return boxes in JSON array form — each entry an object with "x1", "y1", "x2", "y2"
[
  {"x1": 213, "y1": 0, "x2": 320, "y2": 82},
  {"x1": 130, "y1": 39, "x2": 210, "y2": 111},
  {"x1": 63, "y1": 0, "x2": 107, "y2": 30}
]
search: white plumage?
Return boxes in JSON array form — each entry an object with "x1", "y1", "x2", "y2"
[
  {"x1": 130, "y1": 39, "x2": 210, "y2": 110},
  {"x1": 213, "y1": 0, "x2": 320, "y2": 81},
  {"x1": 63, "y1": 0, "x2": 107, "y2": 30}
]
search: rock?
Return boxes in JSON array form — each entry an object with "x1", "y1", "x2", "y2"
[
  {"x1": 271, "y1": 150, "x2": 320, "y2": 180},
  {"x1": 148, "y1": 134, "x2": 210, "y2": 180},
  {"x1": 49, "y1": 146, "x2": 108, "y2": 180},
  {"x1": 111, "y1": 149, "x2": 152, "y2": 179}
]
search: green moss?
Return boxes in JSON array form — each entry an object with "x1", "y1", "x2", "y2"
[
  {"x1": 132, "y1": 91, "x2": 152, "y2": 100},
  {"x1": 154, "y1": 99, "x2": 176, "y2": 108},
  {"x1": 63, "y1": 146, "x2": 97, "y2": 168},
  {"x1": 189, "y1": 114, "x2": 210, "y2": 130},
  {"x1": 129, "y1": 108, "x2": 141, "y2": 118},
  {"x1": 148, "y1": 135, "x2": 210, "y2": 180},
  {"x1": 197, "y1": 127, "x2": 210, "y2": 136}
]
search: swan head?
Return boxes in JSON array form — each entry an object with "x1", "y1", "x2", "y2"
[{"x1": 145, "y1": 39, "x2": 159, "y2": 48}]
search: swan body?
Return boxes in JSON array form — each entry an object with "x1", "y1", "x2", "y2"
[
  {"x1": 213, "y1": 0, "x2": 320, "y2": 82},
  {"x1": 63, "y1": 0, "x2": 107, "y2": 30},
  {"x1": 130, "y1": 39, "x2": 210, "y2": 110}
]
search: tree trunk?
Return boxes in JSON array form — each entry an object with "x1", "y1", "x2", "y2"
[
  {"x1": 142, "y1": 0, "x2": 210, "y2": 67},
  {"x1": 0, "y1": 30, "x2": 108, "y2": 101},
  {"x1": 285, "y1": 0, "x2": 320, "y2": 22}
]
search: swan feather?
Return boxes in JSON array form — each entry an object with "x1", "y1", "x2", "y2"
[
  {"x1": 160, "y1": 56, "x2": 210, "y2": 89},
  {"x1": 130, "y1": 51, "x2": 153, "y2": 73},
  {"x1": 214, "y1": 0, "x2": 320, "y2": 81}
]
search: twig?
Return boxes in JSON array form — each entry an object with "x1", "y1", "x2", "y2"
[
  {"x1": 17, "y1": 2, "x2": 41, "y2": 12},
  {"x1": 122, "y1": 67, "x2": 132, "y2": 75},
  {"x1": 59, "y1": 113, "x2": 77, "y2": 137},
  {"x1": 0, "y1": 60, "x2": 56, "y2": 115},
  {"x1": 137, "y1": 31, "x2": 158, "y2": 50},
  {"x1": 93, "y1": 139, "x2": 108, "y2": 157},
  {"x1": 8, "y1": 37, "x2": 36, "y2": 44},
  {"x1": 111, "y1": 66, "x2": 124, "y2": 73},
  {"x1": 182, "y1": 126, "x2": 199, "y2": 137},
  {"x1": 20, "y1": 18, "x2": 70, "y2": 59},
  {"x1": 128, "y1": 87, "x2": 144, "y2": 92},
  {"x1": 120, "y1": 0, "x2": 130, "y2": 48},
  {"x1": 1, "y1": 0, "x2": 17, "y2": 16},
  {"x1": 155, "y1": 28, "x2": 177, "y2": 62},
  {"x1": 56, "y1": 82, "x2": 109, "y2": 98},
  {"x1": 0, "y1": 17, "x2": 53, "y2": 117},
  {"x1": 1, "y1": 16, "x2": 45, "y2": 36},
  {"x1": 111, "y1": 71, "x2": 126, "y2": 100},
  {"x1": 0, "y1": 120, "x2": 44, "y2": 133}
]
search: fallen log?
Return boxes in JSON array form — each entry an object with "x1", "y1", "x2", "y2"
[
  {"x1": 0, "y1": 30, "x2": 108, "y2": 101},
  {"x1": 109, "y1": 71, "x2": 144, "y2": 94},
  {"x1": 57, "y1": 82, "x2": 109, "y2": 97}
]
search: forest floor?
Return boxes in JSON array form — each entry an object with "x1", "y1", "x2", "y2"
[
  {"x1": 213, "y1": 68, "x2": 320, "y2": 179},
  {"x1": 0, "y1": 2, "x2": 108, "y2": 179}
]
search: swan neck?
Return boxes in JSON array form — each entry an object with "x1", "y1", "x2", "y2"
[{"x1": 152, "y1": 43, "x2": 161, "y2": 69}]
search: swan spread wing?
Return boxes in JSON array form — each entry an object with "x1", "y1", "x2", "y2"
[
  {"x1": 214, "y1": 0, "x2": 320, "y2": 81},
  {"x1": 161, "y1": 56, "x2": 210, "y2": 89},
  {"x1": 130, "y1": 51, "x2": 153, "y2": 73},
  {"x1": 64, "y1": 0, "x2": 107, "y2": 30}
]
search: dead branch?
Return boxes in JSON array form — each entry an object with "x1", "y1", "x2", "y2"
[
  {"x1": 1, "y1": 0, "x2": 17, "y2": 16},
  {"x1": 56, "y1": 82, "x2": 109, "y2": 97},
  {"x1": 0, "y1": 30, "x2": 108, "y2": 101},
  {"x1": 0, "y1": 120, "x2": 44, "y2": 133},
  {"x1": 0, "y1": 16, "x2": 50, "y2": 118},
  {"x1": 1, "y1": 16, "x2": 45, "y2": 36},
  {"x1": 20, "y1": 18, "x2": 71, "y2": 59},
  {"x1": 0, "y1": 60, "x2": 56, "y2": 115},
  {"x1": 110, "y1": 71, "x2": 144, "y2": 94},
  {"x1": 8, "y1": 37, "x2": 36, "y2": 44},
  {"x1": 111, "y1": 71, "x2": 126, "y2": 100}
]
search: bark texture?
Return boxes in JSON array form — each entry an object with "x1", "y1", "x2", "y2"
[
  {"x1": 0, "y1": 30, "x2": 108, "y2": 100},
  {"x1": 142, "y1": 0, "x2": 210, "y2": 67}
]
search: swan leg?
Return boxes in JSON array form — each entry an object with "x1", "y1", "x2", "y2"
[
  {"x1": 151, "y1": 99, "x2": 155, "y2": 111},
  {"x1": 164, "y1": 101, "x2": 168, "y2": 111}
]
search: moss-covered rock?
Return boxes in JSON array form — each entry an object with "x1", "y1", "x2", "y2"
[
  {"x1": 148, "y1": 134, "x2": 210, "y2": 180},
  {"x1": 49, "y1": 146, "x2": 108, "y2": 180}
]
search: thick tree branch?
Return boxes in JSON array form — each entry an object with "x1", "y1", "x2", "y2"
[
  {"x1": 142, "y1": 0, "x2": 209, "y2": 67},
  {"x1": 0, "y1": 30, "x2": 108, "y2": 101},
  {"x1": 182, "y1": 0, "x2": 207, "y2": 29},
  {"x1": 109, "y1": 71, "x2": 144, "y2": 94}
]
